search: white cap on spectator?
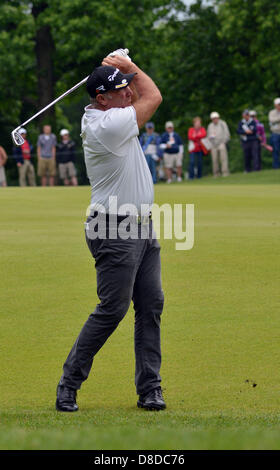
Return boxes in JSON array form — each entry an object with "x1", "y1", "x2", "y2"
[
  {"x1": 249, "y1": 110, "x2": 257, "y2": 116},
  {"x1": 60, "y1": 128, "x2": 69, "y2": 136},
  {"x1": 210, "y1": 112, "x2": 220, "y2": 119},
  {"x1": 274, "y1": 98, "x2": 280, "y2": 105},
  {"x1": 165, "y1": 121, "x2": 174, "y2": 129},
  {"x1": 19, "y1": 128, "x2": 27, "y2": 134}
]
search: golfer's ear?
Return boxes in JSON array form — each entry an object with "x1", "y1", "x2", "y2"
[{"x1": 96, "y1": 94, "x2": 107, "y2": 106}]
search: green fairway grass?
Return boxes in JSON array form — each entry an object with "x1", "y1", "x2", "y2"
[{"x1": 0, "y1": 170, "x2": 280, "y2": 450}]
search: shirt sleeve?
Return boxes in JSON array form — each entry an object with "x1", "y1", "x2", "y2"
[
  {"x1": 224, "y1": 121, "x2": 230, "y2": 141},
  {"x1": 94, "y1": 106, "x2": 139, "y2": 157},
  {"x1": 159, "y1": 133, "x2": 167, "y2": 149},
  {"x1": 237, "y1": 121, "x2": 244, "y2": 135},
  {"x1": 200, "y1": 128, "x2": 207, "y2": 138},
  {"x1": 176, "y1": 133, "x2": 183, "y2": 145},
  {"x1": 251, "y1": 121, "x2": 257, "y2": 135}
]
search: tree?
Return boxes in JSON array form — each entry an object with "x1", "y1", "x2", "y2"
[
  {"x1": 32, "y1": 1, "x2": 56, "y2": 126},
  {"x1": 2, "y1": 0, "x2": 277, "y2": 181},
  {"x1": 0, "y1": 1, "x2": 35, "y2": 147},
  {"x1": 217, "y1": 0, "x2": 280, "y2": 108},
  {"x1": 151, "y1": 1, "x2": 234, "y2": 134},
  {"x1": 0, "y1": 0, "x2": 186, "y2": 155}
]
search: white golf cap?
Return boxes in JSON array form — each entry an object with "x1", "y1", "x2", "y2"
[
  {"x1": 210, "y1": 112, "x2": 220, "y2": 119},
  {"x1": 19, "y1": 128, "x2": 27, "y2": 134},
  {"x1": 249, "y1": 110, "x2": 257, "y2": 116},
  {"x1": 60, "y1": 128, "x2": 69, "y2": 136},
  {"x1": 165, "y1": 121, "x2": 174, "y2": 128},
  {"x1": 274, "y1": 98, "x2": 280, "y2": 105}
]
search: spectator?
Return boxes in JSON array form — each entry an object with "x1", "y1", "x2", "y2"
[
  {"x1": 249, "y1": 110, "x2": 273, "y2": 171},
  {"x1": 139, "y1": 122, "x2": 161, "y2": 184},
  {"x1": 160, "y1": 121, "x2": 184, "y2": 183},
  {"x1": 56, "y1": 129, "x2": 78, "y2": 186},
  {"x1": 237, "y1": 110, "x2": 258, "y2": 172},
  {"x1": 37, "y1": 125, "x2": 57, "y2": 186},
  {"x1": 0, "y1": 145, "x2": 8, "y2": 187},
  {"x1": 207, "y1": 112, "x2": 230, "y2": 177},
  {"x1": 268, "y1": 97, "x2": 280, "y2": 169},
  {"x1": 13, "y1": 128, "x2": 36, "y2": 186},
  {"x1": 187, "y1": 116, "x2": 207, "y2": 179}
]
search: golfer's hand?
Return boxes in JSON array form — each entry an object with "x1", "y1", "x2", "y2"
[
  {"x1": 108, "y1": 48, "x2": 131, "y2": 60},
  {"x1": 102, "y1": 55, "x2": 135, "y2": 74}
]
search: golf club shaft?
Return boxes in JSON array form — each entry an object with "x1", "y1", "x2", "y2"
[
  {"x1": 12, "y1": 48, "x2": 130, "y2": 144},
  {"x1": 18, "y1": 75, "x2": 89, "y2": 130}
]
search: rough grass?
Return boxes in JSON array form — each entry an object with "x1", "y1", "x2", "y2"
[{"x1": 0, "y1": 169, "x2": 280, "y2": 449}]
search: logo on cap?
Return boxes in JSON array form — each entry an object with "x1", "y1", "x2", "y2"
[
  {"x1": 96, "y1": 85, "x2": 106, "y2": 94},
  {"x1": 108, "y1": 68, "x2": 120, "y2": 82},
  {"x1": 86, "y1": 65, "x2": 136, "y2": 98},
  {"x1": 115, "y1": 79, "x2": 128, "y2": 89}
]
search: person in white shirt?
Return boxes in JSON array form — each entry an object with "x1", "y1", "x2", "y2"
[
  {"x1": 207, "y1": 112, "x2": 230, "y2": 177},
  {"x1": 268, "y1": 97, "x2": 280, "y2": 169},
  {"x1": 56, "y1": 53, "x2": 166, "y2": 412}
]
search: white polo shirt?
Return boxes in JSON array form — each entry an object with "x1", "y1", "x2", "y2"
[{"x1": 81, "y1": 105, "x2": 154, "y2": 216}]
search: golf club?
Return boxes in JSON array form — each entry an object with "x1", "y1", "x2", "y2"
[
  {"x1": 11, "y1": 48, "x2": 130, "y2": 146},
  {"x1": 11, "y1": 75, "x2": 89, "y2": 146}
]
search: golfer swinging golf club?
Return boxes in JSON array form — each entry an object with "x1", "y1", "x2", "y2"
[{"x1": 56, "y1": 50, "x2": 165, "y2": 411}]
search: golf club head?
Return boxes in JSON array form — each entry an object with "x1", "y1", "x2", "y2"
[{"x1": 11, "y1": 129, "x2": 25, "y2": 146}]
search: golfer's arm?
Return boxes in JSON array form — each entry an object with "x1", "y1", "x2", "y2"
[
  {"x1": 129, "y1": 80, "x2": 139, "y2": 105},
  {"x1": 101, "y1": 55, "x2": 161, "y2": 127},
  {"x1": 37, "y1": 146, "x2": 41, "y2": 159},
  {"x1": 129, "y1": 64, "x2": 162, "y2": 129}
]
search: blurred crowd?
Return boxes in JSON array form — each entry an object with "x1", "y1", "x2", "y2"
[
  {"x1": 0, "y1": 125, "x2": 78, "y2": 187},
  {"x1": 140, "y1": 98, "x2": 279, "y2": 184},
  {"x1": 1, "y1": 98, "x2": 280, "y2": 188}
]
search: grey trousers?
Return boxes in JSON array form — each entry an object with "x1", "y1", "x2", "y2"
[{"x1": 60, "y1": 218, "x2": 164, "y2": 396}]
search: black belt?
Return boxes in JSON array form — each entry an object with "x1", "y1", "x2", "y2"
[{"x1": 90, "y1": 211, "x2": 152, "y2": 225}]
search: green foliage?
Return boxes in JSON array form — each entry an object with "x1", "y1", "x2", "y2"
[
  {"x1": 0, "y1": 0, "x2": 185, "y2": 155},
  {"x1": 0, "y1": 0, "x2": 35, "y2": 145},
  {"x1": 0, "y1": 0, "x2": 279, "y2": 182},
  {"x1": 217, "y1": 0, "x2": 280, "y2": 104},
  {"x1": 150, "y1": 2, "x2": 233, "y2": 140}
]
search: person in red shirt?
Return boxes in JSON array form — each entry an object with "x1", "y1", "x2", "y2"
[
  {"x1": 13, "y1": 128, "x2": 36, "y2": 186},
  {"x1": 188, "y1": 116, "x2": 207, "y2": 179}
]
